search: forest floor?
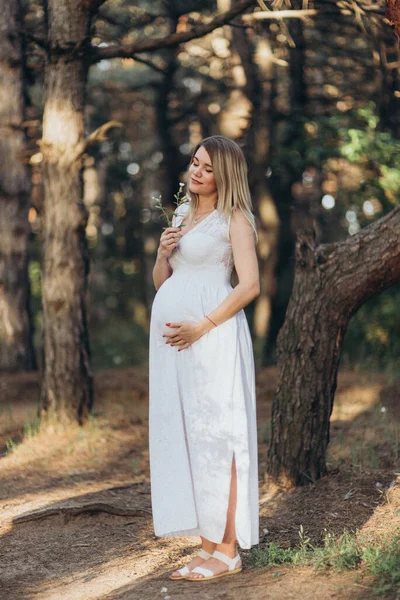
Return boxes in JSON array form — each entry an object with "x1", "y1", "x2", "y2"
[{"x1": 0, "y1": 366, "x2": 399, "y2": 600}]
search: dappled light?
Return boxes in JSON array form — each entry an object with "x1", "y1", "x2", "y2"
[{"x1": 1, "y1": 366, "x2": 399, "y2": 598}]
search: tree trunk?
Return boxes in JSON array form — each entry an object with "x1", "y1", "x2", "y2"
[
  {"x1": 218, "y1": 3, "x2": 279, "y2": 338},
  {"x1": 235, "y1": 30, "x2": 279, "y2": 340},
  {"x1": 39, "y1": 0, "x2": 94, "y2": 423},
  {"x1": 263, "y1": 7, "x2": 307, "y2": 365},
  {"x1": 0, "y1": 0, "x2": 36, "y2": 372},
  {"x1": 267, "y1": 206, "x2": 400, "y2": 486},
  {"x1": 155, "y1": 9, "x2": 183, "y2": 207}
]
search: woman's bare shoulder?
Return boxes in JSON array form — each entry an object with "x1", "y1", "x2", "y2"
[{"x1": 230, "y1": 208, "x2": 253, "y2": 230}]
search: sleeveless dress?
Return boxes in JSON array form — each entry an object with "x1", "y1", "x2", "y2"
[{"x1": 148, "y1": 201, "x2": 259, "y2": 549}]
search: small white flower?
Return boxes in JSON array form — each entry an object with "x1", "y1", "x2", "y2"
[
  {"x1": 160, "y1": 587, "x2": 168, "y2": 593},
  {"x1": 263, "y1": 528, "x2": 269, "y2": 535},
  {"x1": 380, "y1": 406, "x2": 387, "y2": 413},
  {"x1": 179, "y1": 182, "x2": 185, "y2": 187}
]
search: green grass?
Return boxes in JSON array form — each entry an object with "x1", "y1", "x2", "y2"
[
  {"x1": 363, "y1": 536, "x2": 400, "y2": 596},
  {"x1": 4, "y1": 415, "x2": 41, "y2": 455},
  {"x1": 311, "y1": 531, "x2": 362, "y2": 571},
  {"x1": 251, "y1": 542, "x2": 297, "y2": 567},
  {"x1": 5, "y1": 438, "x2": 19, "y2": 454},
  {"x1": 23, "y1": 416, "x2": 41, "y2": 439},
  {"x1": 250, "y1": 528, "x2": 400, "y2": 596}
]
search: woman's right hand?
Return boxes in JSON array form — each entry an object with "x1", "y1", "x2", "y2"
[{"x1": 158, "y1": 227, "x2": 183, "y2": 258}]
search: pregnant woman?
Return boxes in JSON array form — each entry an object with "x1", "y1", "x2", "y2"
[{"x1": 149, "y1": 135, "x2": 260, "y2": 582}]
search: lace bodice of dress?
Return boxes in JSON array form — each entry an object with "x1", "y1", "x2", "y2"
[{"x1": 168, "y1": 201, "x2": 234, "y2": 274}]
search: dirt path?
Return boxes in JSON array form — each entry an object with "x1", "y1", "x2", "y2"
[
  {"x1": 0, "y1": 480, "x2": 379, "y2": 600},
  {"x1": 0, "y1": 368, "x2": 398, "y2": 599}
]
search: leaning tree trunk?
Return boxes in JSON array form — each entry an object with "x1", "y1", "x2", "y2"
[
  {"x1": 267, "y1": 206, "x2": 400, "y2": 486},
  {"x1": 38, "y1": 0, "x2": 96, "y2": 423},
  {"x1": 0, "y1": 0, "x2": 36, "y2": 372}
]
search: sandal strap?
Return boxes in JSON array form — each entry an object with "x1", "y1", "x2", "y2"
[
  {"x1": 175, "y1": 550, "x2": 211, "y2": 576},
  {"x1": 212, "y1": 550, "x2": 240, "y2": 571},
  {"x1": 191, "y1": 566, "x2": 214, "y2": 577}
]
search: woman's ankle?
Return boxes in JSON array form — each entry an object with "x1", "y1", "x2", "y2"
[
  {"x1": 215, "y1": 541, "x2": 238, "y2": 558},
  {"x1": 201, "y1": 537, "x2": 217, "y2": 554}
]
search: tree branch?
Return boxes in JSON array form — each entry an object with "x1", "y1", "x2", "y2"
[
  {"x1": 90, "y1": 0, "x2": 257, "y2": 63},
  {"x1": 131, "y1": 55, "x2": 167, "y2": 74},
  {"x1": 317, "y1": 205, "x2": 400, "y2": 312},
  {"x1": 243, "y1": 8, "x2": 318, "y2": 20}
]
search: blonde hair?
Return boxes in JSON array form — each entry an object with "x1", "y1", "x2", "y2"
[{"x1": 187, "y1": 135, "x2": 257, "y2": 240}]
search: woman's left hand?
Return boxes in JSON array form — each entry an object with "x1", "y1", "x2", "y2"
[{"x1": 163, "y1": 320, "x2": 208, "y2": 351}]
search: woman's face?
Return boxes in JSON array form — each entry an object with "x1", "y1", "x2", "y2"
[{"x1": 188, "y1": 146, "x2": 217, "y2": 197}]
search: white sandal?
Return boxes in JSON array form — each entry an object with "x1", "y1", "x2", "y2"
[
  {"x1": 185, "y1": 549, "x2": 242, "y2": 581},
  {"x1": 169, "y1": 548, "x2": 212, "y2": 580}
]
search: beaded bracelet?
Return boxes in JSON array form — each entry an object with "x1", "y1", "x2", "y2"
[{"x1": 206, "y1": 315, "x2": 217, "y2": 327}]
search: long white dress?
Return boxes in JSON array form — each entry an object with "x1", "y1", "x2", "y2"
[{"x1": 148, "y1": 201, "x2": 259, "y2": 549}]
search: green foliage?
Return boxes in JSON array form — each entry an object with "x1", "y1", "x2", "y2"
[
  {"x1": 4, "y1": 416, "x2": 41, "y2": 456},
  {"x1": 342, "y1": 286, "x2": 400, "y2": 376},
  {"x1": 90, "y1": 317, "x2": 148, "y2": 369},
  {"x1": 324, "y1": 106, "x2": 399, "y2": 209},
  {"x1": 250, "y1": 528, "x2": 400, "y2": 596},
  {"x1": 28, "y1": 261, "x2": 41, "y2": 298},
  {"x1": 340, "y1": 106, "x2": 398, "y2": 170},
  {"x1": 251, "y1": 543, "x2": 295, "y2": 567},
  {"x1": 311, "y1": 531, "x2": 362, "y2": 571},
  {"x1": 362, "y1": 536, "x2": 400, "y2": 595},
  {"x1": 5, "y1": 438, "x2": 19, "y2": 455},
  {"x1": 23, "y1": 416, "x2": 41, "y2": 439},
  {"x1": 250, "y1": 525, "x2": 311, "y2": 568},
  {"x1": 88, "y1": 256, "x2": 149, "y2": 369},
  {"x1": 301, "y1": 106, "x2": 400, "y2": 370}
]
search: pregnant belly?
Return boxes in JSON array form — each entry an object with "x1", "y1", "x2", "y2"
[{"x1": 150, "y1": 275, "x2": 232, "y2": 332}]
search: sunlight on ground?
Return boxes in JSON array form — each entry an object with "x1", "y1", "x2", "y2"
[
  {"x1": 23, "y1": 551, "x2": 164, "y2": 600},
  {"x1": 1, "y1": 368, "x2": 399, "y2": 600},
  {"x1": 331, "y1": 385, "x2": 382, "y2": 421},
  {"x1": 0, "y1": 420, "x2": 146, "y2": 484},
  {"x1": 20, "y1": 534, "x2": 199, "y2": 600},
  {"x1": 357, "y1": 482, "x2": 400, "y2": 542}
]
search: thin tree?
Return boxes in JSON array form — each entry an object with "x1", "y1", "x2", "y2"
[{"x1": 0, "y1": 0, "x2": 36, "y2": 372}]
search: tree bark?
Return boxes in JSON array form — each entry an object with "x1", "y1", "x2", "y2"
[
  {"x1": 0, "y1": 0, "x2": 36, "y2": 372},
  {"x1": 155, "y1": 8, "x2": 183, "y2": 206},
  {"x1": 267, "y1": 206, "x2": 400, "y2": 486},
  {"x1": 38, "y1": 0, "x2": 94, "y2": 423},
  {"x1": 263, "y1": 5, "x2": 308, "y2": 365},
  {"x1": 233, "y1": 27, "x2": 279, "y2": 340}
]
